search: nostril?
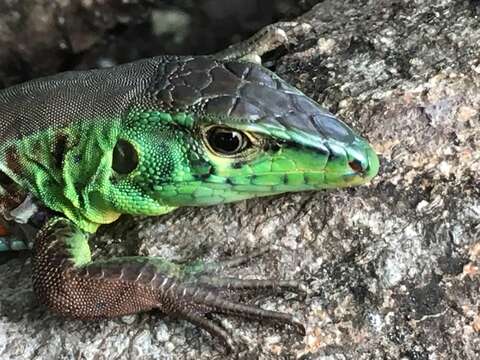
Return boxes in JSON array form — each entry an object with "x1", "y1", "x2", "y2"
[{"x1": 349, "y1": 159, "x2": 365, "y2": 174}]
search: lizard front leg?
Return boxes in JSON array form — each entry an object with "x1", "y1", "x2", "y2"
[
  {"x1": 213, "y1": 21, "x2": 309, "y2": 63},
  {"x1": 32, "y1": 217, "x2": 305, "y2": 352}
]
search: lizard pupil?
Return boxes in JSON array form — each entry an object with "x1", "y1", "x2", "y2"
[
  {"x1": 112, "y1": 139, "x2": 138, "y2": 174},
  {"x1": 207, "y1": 127, "x2": 249, "y2": 155}
]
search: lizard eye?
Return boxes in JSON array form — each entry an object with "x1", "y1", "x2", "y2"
[
  {"x1": 206, "y1": 127, "x2": 250, "y2": 156},
  {"x1": 112, "y1": 139, "x2": 139, "y2": 174}
]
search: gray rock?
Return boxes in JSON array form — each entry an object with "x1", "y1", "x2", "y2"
[{"x1": 1, "y1": 0, "x2": 480, "y2": 359}]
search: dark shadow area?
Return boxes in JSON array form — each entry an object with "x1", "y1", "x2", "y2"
[
  {"x1": 77, "y1": 0, "x2": 322, "y2": 69},
  {"x1": 0, "y1": 0, "x2": 323, "y2": 86}
]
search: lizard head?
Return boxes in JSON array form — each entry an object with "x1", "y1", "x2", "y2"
[{"x1": 109, "y1": 57, "x2": 378, "y2": 214}]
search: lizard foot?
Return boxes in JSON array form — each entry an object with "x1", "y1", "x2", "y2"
[
  {"x1": 32, "y1": 218, "x2": 306, "y2": 354},
  {"x1": 184, "y1": 247, "x2": 308, "y2": 297},
  {"x1": 165, "y1": 277, "x2": 306, "y2": 354},
  {"x1": 173, "y1": 249, "x2": 307, "y2": 352},
  {"x1": 214, "y1": 21, "x2": 312, "y2": 63}
]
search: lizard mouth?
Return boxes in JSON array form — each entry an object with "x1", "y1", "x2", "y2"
[
  {"x1": 225, "y1": 139, "x2": 379, "y2": 192},
  {"x1": 156, "y1": 136, "x2": 379, "y2": 207},
  {"x1": 229, "y1": 136, "x2": 380, "y2": 191}
]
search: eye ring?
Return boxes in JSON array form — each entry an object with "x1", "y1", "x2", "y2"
[{"x1": 205, "y1": 126, "x2": 251, "y2": 156}]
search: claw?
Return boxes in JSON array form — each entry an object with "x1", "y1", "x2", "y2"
[
  {"x1": 192, "y1": 277, "x2": 309, "y2": 299},
  {"x1": 182, "y1": 312, "x2": 236, "y2": 353},
  {"x1": 214, "y1": 246, "x2": 271, "y2": 269},
  {"x1": 223, "y1": 336, "x2": 236, "y2": 355},
  {"x1": 290, "y1": 316, "x2": 306, "y2": 336},
  {"x1": 191, "y1": 247, "x2": 273, "y2": 277},
  {"x1": 294, "y1": 282, "x2": 309, "y2": 300},
  {"x1": 166, "y1": 282, "x2": 305, "y2": 352},
  {"x1": 155, "y1": 247, "x2": 308, "y2": 352},
  {"x1": 246, "y1": 247, "x2": 271, "y2": 259}
]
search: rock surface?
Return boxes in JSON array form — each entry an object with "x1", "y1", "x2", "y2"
[{"x1": 1, "y1": 0, "x2": 480, "y2": 359}]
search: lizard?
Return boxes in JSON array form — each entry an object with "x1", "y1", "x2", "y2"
[{"x1": 0, "y1": 23, "x2": 379, "y2": 352}]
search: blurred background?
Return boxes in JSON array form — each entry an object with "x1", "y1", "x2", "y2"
[{"x1": 0, "y1": 0, "x2": 322, "y2": 87}]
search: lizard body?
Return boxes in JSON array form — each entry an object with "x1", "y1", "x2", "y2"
[{"x1": 0, "y1": 28, "x2": 379, "y2": 352}]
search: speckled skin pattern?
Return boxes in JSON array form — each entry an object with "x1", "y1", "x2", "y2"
[{"x1": 0, "y1": 55, "x2": 378, "y2": 351}]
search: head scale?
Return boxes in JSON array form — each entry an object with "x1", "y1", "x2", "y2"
[{"x1": 108, "y1": 56, "x2": 379, "y2": 215}]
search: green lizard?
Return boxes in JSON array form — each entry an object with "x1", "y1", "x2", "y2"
[{"x1": 0, "y1": 24, "x2": 379, "y2": 351}]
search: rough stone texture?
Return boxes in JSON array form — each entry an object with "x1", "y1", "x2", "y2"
[{"x1": 1, "y1": 0, "x2": 480, "y2": 359}]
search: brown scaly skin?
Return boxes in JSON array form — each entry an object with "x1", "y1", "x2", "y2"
[{"x1": 33, "y1": 217, "x2": 306, "y2": 352}]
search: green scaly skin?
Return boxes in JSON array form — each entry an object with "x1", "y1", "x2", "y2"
[
  {"x1": 1, "y1": 110, "x2": 377, "y2": 233},
  {"x1": 0, "y1": 25, "x2": 379, "y2": 352}
]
